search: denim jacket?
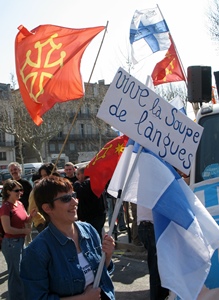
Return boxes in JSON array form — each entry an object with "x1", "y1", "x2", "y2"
[{"x1": 20, "y1": 221, "x2": 115, "y2": 300}]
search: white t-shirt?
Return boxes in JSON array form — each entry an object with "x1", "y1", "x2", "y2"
[
  {"x1": 137, "y1": 204, "x2": 153, "y2": 225},
  {"x1": 78, "y1": 252, "x2": 94, "y2": 288}
]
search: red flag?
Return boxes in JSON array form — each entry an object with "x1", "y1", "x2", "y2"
[
  {"x1": 15, "y1": 24, "x2": 105, "y2": 125},
  {"x1": 151, "y1": 36, "x2": 186, "y2": 86},
  {"x1": 212, "y1": 86, "x2": 216, "y2": 104},
  {"x1": 84, "y1": 135, "x2": 129, "y2": 197}
]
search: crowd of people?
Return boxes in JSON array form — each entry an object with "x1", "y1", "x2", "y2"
[{"x1": 0, "y1": 160, "x2": 169, "y2": 300}]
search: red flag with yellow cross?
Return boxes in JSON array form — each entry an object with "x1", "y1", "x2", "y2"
[
  {"x1": 151, "y1": 35, "x2": 186, "y2": 86},
  {"x1": 15, "y1": 24, "x2": 105, "y2": 125},
  {"x1": 84, "y1": 135, "x2": 129, "y2": 198}
]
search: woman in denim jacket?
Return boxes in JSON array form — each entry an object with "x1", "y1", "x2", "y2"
[{"x1": 20, "y1": 176, "x2": 115, "y2": 300}]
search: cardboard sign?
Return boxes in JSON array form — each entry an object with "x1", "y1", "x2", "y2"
[{"x1": 97, "y1": 67, "x2": 203, "y2": 175}]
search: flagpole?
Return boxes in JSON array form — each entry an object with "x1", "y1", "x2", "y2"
[
  {"x1": 93, "y1": 144, "x2": 143, "y2": 288},
  {"x1": 169, "y1": 33, "x2": 187, "y2": 85},
  {"x1": 87, "y1": 21, "x2": 109, "y2": 83},
  {"x1": 156, "y1": 4, "x2": 190, "y2": 114},
  {"x1": 52, "y1": 22, "x2": 109, "y2": 172}
]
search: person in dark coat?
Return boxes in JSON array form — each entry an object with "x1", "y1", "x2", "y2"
[
  {"x1": 74, "y1": 167, "x2": 106, "y2": 240},
  {"x1": 8, "y1": 162, "x2": 32, "y2": 211}
]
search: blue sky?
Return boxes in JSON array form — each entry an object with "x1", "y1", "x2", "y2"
[{"x1": 0, "y1": 0, "x2": 217, "y2": 87}]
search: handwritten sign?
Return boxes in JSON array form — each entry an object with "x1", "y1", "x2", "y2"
[{"x1": 97, "y1": 67, "x2": 203, "y2": 175}]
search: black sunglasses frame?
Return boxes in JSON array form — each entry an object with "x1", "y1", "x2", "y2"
[
  {"x1": 12, "y1": 189, "x2": 24, "y2": 193},
  {"x1": 53, "y1": 192, "x2": 77, "y2": 203}
]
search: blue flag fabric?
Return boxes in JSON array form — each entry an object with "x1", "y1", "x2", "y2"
[
  {"x1": 108, "y1": 142, "x2": 219, "y2": 300},
  {"x1": 130, "y1": 7, "x2": 170, "y2": 64},
  {"x1": 192, "y1": 179, "x2": 219, "y2": 295},
  {"x1": 170, "y1": 178, "x2": 219, "y2": 299}
]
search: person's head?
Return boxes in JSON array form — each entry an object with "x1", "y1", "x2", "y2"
[
  {"x1": 64, "y1": 162, "x2": 75, "y2": 178},
  {"x1": 2, "y1": 179, "x2": 23, "y2": 202},
  {"x1": 8, "y1": 162, "x2": 22, "y2": 180},
  {"x1": 31, "y1": 172, "x2": 41, "y2": 186},
  {"x1": 75, "y1": 167, "x2": 86, "y2": 183},
  {"x1": 33, "y1": 176, "x2": 78, "y2": 223},
  {"x1": 38, "y1": 163, "x2": 57, "y2": 179}
]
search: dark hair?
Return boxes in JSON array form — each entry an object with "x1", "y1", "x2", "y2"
[
  {"x1": 33, "y1": 176, "x2": 73, "y2": 221},
  {"x1": 38, "y1": 163, "x2": 57, "y2": 177},
  {"x1": 2, "y1": 179, "x2": 23, "y2": 201},
  {"x1": 32, "y1": 172, "x2": 41, "y2": 182},
  {"x1": 51, "y1": 171, "x2": 61, "y2": 177}
]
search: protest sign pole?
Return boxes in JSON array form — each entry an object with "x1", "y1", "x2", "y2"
[{"x1": 93, "y1": 144, "x2": 143, "y2": 288}]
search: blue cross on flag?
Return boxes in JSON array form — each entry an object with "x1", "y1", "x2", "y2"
[{"x1": 130, "y1": 7, "x2": 170, "y2": 64}]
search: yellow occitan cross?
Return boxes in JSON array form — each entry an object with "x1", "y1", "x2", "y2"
[
  {"x1": 163, "y1": 58, "x2": 175, "y2": 82},
  {"x1": 20, "y1": 33, "x2": 66, "y2": 103},
  {"x1": 91, "y1": 144, "x2": 113, "y2": 166},
  {"x1": 90, "y1": 142, "x2": 126, "y2": 166}
]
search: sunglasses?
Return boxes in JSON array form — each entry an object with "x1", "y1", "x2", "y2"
[
  {"x1": 53, "y1": 192, "x2": 77, "y2": 203},
  {"x1": 12, "y1": 189, "x2": 23, "y2": 193}
]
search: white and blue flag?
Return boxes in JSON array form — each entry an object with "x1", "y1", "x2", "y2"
[
  {"x1": 169, "y1": 95, "x2": 186, "y2": 115},
  {"x1": 108, "y1": 142, "x2": 219, "y2": 300},
  {"x1": 130, "y1": 7, "x2": 171, "y2": 64},
  {"x1": 108, "y1": 138, "x2": 135, "y2": 199}
]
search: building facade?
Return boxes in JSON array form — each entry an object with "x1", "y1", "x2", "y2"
[
  {"x1": 0, "y1": 83, "x2": 16, "y2": 169},
  {"x1": 48, "y1": 80, "x2": 117, "y2": 166},
  {"x1": 0, "y1": 80, "x2": 117, "y2": 168}
]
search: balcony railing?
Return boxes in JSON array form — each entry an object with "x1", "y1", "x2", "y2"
[
  {"x1": 68, "y1": 112, "x2": 93, "y2": 119},
  {"x1": 0, "y1": 141, "x2": 15, "y2": 147},
  {"x1": 49, "y1": 132, "x2": 117, "y2": 141}
]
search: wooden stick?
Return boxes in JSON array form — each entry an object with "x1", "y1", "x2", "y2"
[{"x1": 52, "y1": 22, "x2": 109, "y2": 172}]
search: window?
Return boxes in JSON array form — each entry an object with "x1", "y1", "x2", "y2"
[
  {"x1": 195, "y1": 113, "x2": 219, "y2": 183},
  {"x1": 0, "y1": 152, "x2": 6, "y2": 161},
  {"x1": 85, "y1": 105, "x2": 90, "y2": 115},
  {"x1": 58, "y1": 143, "x2": 63, "y2": 151},
  {"x1": 49, "y1": 144, "x2": 55, "y2": 151},
  {"x1": 95, "y1": 105, "x2": 99, "y2": 114},
  {"x1": 57, "y1": 131, "x2": 63, "y2": 138},
  {"x1": 80, "y1": 124, "x2": 84, "y2": 137},
  {"x1": 0, "y1": 132, "x2": 5, "y2": 142},
  {"x1": 92, "y1": 126, "x2": 97, "y2": 134},
  {"x1": 69, "y1": 143, "x2": 75, "y2": 151},
  {"x1": 87, "y1": 124, "x2": 92, "y2": 135}
]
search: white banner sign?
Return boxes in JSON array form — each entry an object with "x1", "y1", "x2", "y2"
[{"x1": 97, "y1": 67, "x2": 203, "y2": 175}]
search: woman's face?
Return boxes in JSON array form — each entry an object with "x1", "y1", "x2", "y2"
[
  {"x1": 45, "y1": 190, "x2": 78, "y2": 224},
  {"x1": 8, "y1": 185, "x2": 23, "y2": 201},
  {"x1": 40, "y1": 169, "x2": 48, "y2": 178}
]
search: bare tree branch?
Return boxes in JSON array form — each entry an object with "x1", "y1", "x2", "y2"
[
  {"x1": 207, "y1": 0, "x2": 219, "y2": 53},
  {"x1": 0, "y1": 90, "x2": 70, "y2": 162}
]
